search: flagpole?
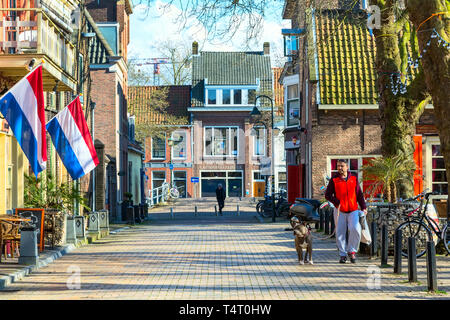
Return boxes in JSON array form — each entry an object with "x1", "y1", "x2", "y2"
[{"x1": 91, "y1": 101, "x2": 96, "y2": 212}]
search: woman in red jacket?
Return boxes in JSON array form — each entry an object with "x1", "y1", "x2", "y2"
[{"x1": 325, "y1": 159, "x2": 367, "y2": 263}]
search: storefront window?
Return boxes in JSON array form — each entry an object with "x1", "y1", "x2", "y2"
[{"x1": 152, "y1": 171, "x2": 166, "y2": 189}]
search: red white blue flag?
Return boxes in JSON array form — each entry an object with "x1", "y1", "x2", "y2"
[
  {"x1": 46, "y1": 96, "x2": 99, "y2": 180},
  {"x1": 0, "y1": 65, "x2": 47, "y2": 177}
]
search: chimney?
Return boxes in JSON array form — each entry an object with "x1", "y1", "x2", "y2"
[
  {"x1": 263, "y1": 42, "x2": 270, "y2": 55},
  {"x1": 192, "y1": 41, "x2": 199, "y2": 55}
]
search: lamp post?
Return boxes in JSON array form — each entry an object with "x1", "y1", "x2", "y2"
[
  {"x1": 167, "y1": 136, "x2": 174, "y2": 187},
  {"x1": 250, "y1": 95, "x2": 276, "y2": 222}
]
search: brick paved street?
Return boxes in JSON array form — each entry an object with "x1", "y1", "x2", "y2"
[{"x1": 0, "y1": 199, "x2": 449, "y2": 300}]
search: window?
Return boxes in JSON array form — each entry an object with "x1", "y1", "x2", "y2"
[
  {"x1": 128, "y1": 116, "x2": 135, "y2": 142},
  {"x1": 253, "y1": 171, "x2": 264, "y2": 181},
  {"x1": 152, "y1": 171, "x2": 166, "y2": 189},
  {"x1": 287, "y1": 84, "x2": 299, "y2": 126},
  {"x1": 151, "y1": 136, "x2": 165, "y2": 159},
  {"x1": 223, "y1": 89, "x2": 231, "y2": 104},
  {"x1": 208, "y1": 89, "x2": 216, "y2": 104},
  {"x1": 205, "y1": 127, "x2": 238, "y2": 156},
  {"x1": 330, "y1": 158, "x2": 360, "y2": 177},
  {"x1": 431, "y1": 144, "x2": 448, "y2": 194},
  {"x1": 172, "y1": 131, "x2": 187, "y2": 159},
  {"x1": 253, "y1": 127, "x2": 266, "y2": 156},
  {"x1": 248, "y1": 89, "x2": 256, "y2": 105},
  {"x1": 278, "y1": 171, "x2": 287, "y2": 192},
  {"x1": 173, "y1": 171, "x2": 187, "y2": 197},
  {"x1": 234, "y1": 89, "x2": 242, "y2": 105}
]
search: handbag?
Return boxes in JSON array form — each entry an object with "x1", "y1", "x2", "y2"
[{"x1": 359, "y1": 210, "x2": 372, "y2": 245}]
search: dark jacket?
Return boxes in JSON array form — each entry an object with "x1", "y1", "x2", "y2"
[
  {"x1": 325, "y1": 172, "x2": 366, "y2": 212},
  {"x1": 216, "y1": 188, "x2": 226, "y2": 202}
]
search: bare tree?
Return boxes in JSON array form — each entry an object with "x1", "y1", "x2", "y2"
[{"x1": 151, "y1": 40, "x2": 192, "y2": 85}]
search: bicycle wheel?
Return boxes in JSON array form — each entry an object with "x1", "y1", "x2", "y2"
[
  {"x1": 442, "y1": 223, "x2": 450, "y2": 255},
  {"x1": 170, "y1": 188, "x2": 180, "y2": 199},
  {"x1": 396, "y1": 220, "x2": 432, "y2": 258},
  {"x1": 262, "y1": 203, "x2": 274, "y2": 218},
  {"x1": 256, "y1": 202, "x2": 263, "y2": 214}
]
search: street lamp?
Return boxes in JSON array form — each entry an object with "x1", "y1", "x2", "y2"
[
  {"x1": 250, "y1": 95, "x2": 276, "y2": 222},
  {"x1": 167, "y1": 136, "x2": 174, "y2": 187}
]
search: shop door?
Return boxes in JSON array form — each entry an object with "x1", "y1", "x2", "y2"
[
  {"x1": 253, "y1": 182, "x2": 265, "y2": 197},
  {"x1": 228, "y1": 179, "x2": 243, "y2": 197}
]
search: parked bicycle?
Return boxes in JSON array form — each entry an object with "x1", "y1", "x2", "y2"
[
  {"x1": 395, "y1": 190, "x2": 450, "y2": 258},
  {"x1": 256, "y1": 190, "x2": 291, "y2": 218},
  {"x1": 162, "y1": 182, "x2": 180, "y2": 200}
]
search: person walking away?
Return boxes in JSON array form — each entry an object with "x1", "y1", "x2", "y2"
[
  {"x1": 325, "y1": 159, "x2": 367, "y2": 263},
  {"x1": 216, "y1": 184, "x2": 226, "y2": 215}
]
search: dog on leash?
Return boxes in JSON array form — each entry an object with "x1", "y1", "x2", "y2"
[{"x1": 291, "y1": 217, "x2": 313, "y2": 265}]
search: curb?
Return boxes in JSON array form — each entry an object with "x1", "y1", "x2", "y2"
[
  {"x1": 0, "y1": 225, "x2": 130, "y2": 290},
  {"x1": 0, "y1": 243, "x2": 76, "y2": 290}
]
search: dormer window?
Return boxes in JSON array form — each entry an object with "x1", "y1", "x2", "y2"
[
  {"x1": 205, "y1": 87, "x2": 258, "y2": 106},
  {"x1": 223, "y1": 89, "x2": 231, "y2": 104},
  {"x1": 208, "y1": 89, "x2": 216, "y2": 104},
  {"x1": 234, "y1": 89, "x2": 242, "y2": 104}
]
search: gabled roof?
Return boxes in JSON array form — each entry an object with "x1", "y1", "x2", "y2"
[
  {"x1": 314, "y1": 9, "x2": 378, "y2": 105},
  {"x1": 128, "y1": 85, "x2": 191, "y2": 125},
  {"x1": 191, "y1": 51, "x2": 272, "y2": 107}
]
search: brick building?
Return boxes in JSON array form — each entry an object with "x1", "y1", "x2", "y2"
[
  {"x1": 128, "y1": 85, "x2": 193, "y2": 199},
  {"x1": 189, "y1": 42, "x2": 280, "y2": 198},
  {"x1": 280, "y1": 0, "x2": 446, "y2": 203},
  {"x1": 86, "y1": 0, "x2": 133, "y2": 221}
]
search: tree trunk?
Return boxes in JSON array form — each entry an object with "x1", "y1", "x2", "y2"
[
  {"x1": 370, "y1": 0, "x2": 430, "y2": 199},
  {"x1": 407, "y1": 0, "x2": 450, "y2": 216}
]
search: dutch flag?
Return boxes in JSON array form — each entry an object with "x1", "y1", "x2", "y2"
[
  {"x1": 0, "y1": 65, "x2": 47, "y2": 177},
  {"x1": 46, "y1": 96, "x2": 99, "y2": 180}
]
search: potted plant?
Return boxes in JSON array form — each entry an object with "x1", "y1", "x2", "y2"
[
  {"x1": 24, "y1": 173, "x2": 91, "y2": 246},
  {"x1": 360, "y1": 152, "x2": 417, "y2": 203}
]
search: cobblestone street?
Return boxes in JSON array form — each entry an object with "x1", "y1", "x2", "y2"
[{"x1": 0, "y1": 199, "x2": 449, "y2": 300}]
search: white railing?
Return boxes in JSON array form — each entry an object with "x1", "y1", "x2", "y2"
[{"x1": 146, "y1": 183, "x2": 185, "y2": 207}]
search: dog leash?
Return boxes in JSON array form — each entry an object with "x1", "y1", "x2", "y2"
[{"x1": 308, "y1": 207, "x2": 339, "y2": 241}]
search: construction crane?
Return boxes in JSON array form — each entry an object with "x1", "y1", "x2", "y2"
[{"x1": 129, "y1": 58, "x2": 170, "y2": 85}]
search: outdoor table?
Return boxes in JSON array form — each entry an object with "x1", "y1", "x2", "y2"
[{"x1": 0, "y1": 216, "x2": 31, "y2": 262}]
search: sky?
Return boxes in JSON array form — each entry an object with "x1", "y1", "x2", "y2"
[{"x1": 128, "y1": 0, "x2": 290, "y2": 68}]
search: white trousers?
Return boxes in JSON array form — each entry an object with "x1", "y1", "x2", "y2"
[{"x1": 335, "y1": 209, "x2": 361, "y2": 256}]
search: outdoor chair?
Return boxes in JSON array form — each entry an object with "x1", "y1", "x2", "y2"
[{"x1": 0, "y1": 220, "x2": 21, "y2": 262}]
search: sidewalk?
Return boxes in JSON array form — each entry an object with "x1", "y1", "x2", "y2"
[{"x1": 0, "y1": 223, "x2": 130, "y2": 290}]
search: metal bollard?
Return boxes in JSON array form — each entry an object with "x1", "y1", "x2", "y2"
[
  {"x1": 370, "y1": 221, "x2": 378, "y2": 257},
  {"x1": 194, "y1": 206, "x2": 198, "y2": 216},
  {"x1": 408, "y1": 237, "x2": 417, "y2": 282},
  {"x1": 319, "y1": 210, "x2": 324, "y2": 231},
  {"x1": 170, "y1": 208, "x2": 174, "y2": 219},
  {"x1": 381, "y1": 224, "x2": 388, "y2": 266},
  {"x1": 237, "y1": 205, "x2": 240, "y2": 216},
  {"x1": 324, "y1": 210, "x2": 330, "y2": 235},
  {"x1": 426, "y1": 241, "x2": 438, "y2": 292},
  {"x1": 394, "y1": 228, "x2": 402, "y2": 274}
]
